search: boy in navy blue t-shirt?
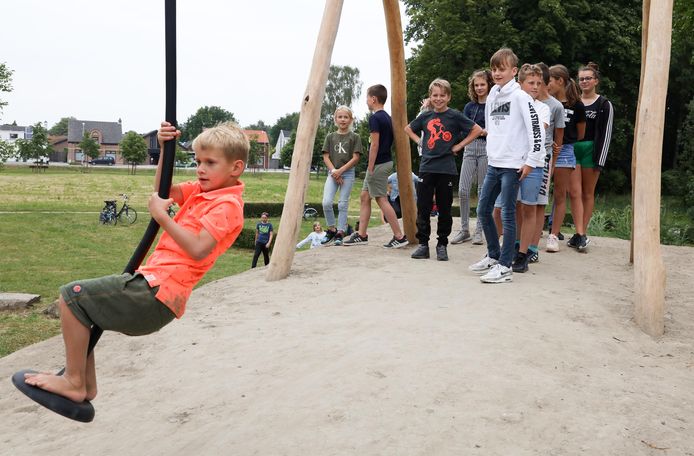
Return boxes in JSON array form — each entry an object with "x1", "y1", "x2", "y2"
[
  {"x1": 405, "y1": 78, "x2": 483, "y2": 261},
  {"x1": 251, "y1": 212, "x2": 273, "y2": 268}
]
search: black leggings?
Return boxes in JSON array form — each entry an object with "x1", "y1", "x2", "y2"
[{"x1": 251, "y1": 242, "x2": 270, "y2": 268}]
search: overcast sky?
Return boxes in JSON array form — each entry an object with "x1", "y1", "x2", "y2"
[{"x1": 1, "y1": 1, "x2": 413, "y2": 134}]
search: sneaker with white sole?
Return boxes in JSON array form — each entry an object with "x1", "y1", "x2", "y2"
[
  {"x1": 546, "y1": 234, "x2": 559, "y2": 252},
  {"x1": 471, "y1": 231, "x2": 484, "y2": 245},
  {"x1": 468, "y1": 255, "x2": 498, "y2": 274},
  {"x1": 383, "y1": 236, "x2": 409, "y2": 249},
  {"x1": 450, "y1": 230, "x2": 471, "y2": 244},
  {"x1": 343, "y1": 232, "x2": 368, "y2": 246},
  {"x1": 480, "y1": 264, "x2": 513, "y2": 283},
  {"x1": 577, "y1": 234, "x2": 590, "y2": 251}
]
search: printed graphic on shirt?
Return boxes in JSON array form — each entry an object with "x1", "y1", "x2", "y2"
[
  {"x1": 585, "y1": 109, "x2": 597, "y2": 120},
  {"x1": 529, "y1": 102, "x2": 543, "y2": 155},
  {"x1": 258, "y1": 224, "x2": 271, "y2": 235},
  {"x1": 333, "y1": 141, "x2": 348, "y2": 155},
  {"x1": 564, "y1": 108, "x2": 574, "y2": 123},
  {"x1": 489, "y1": 101, "x2": 511, "y2": 126},
  {"x1": 426, "y1": 118, "x2": 452, "y2": 149}
]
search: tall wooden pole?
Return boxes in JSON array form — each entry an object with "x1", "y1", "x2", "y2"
[
  {"x1": 633, "y1": 0, "x2": 672, "y2": 336},
  {"x1": 383, "y1": 0, "x2": 417, "y2": 241},
  {"x1": 266, "y1": 0, "x2": 343, "y2": 281},
  {"x1": 630, "y1": 0, "x2": 651, "y2": 264}
]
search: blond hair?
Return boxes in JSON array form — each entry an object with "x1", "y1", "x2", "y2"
[
  {"x1": 192, "y1": 121, "x2": 249, "y2": 163},
  {"x1": 490, "y1": 48, "x2": 519, "y2": 70},
  {"x1": 334, "y1": 105, "x2": 354, "y2": 120},
  {"x1": 518, "y1": 63, "x2": 543, "y2": 83},
  {"x1": 428, "y1": 78, "x2": 452, "y2": 97}
]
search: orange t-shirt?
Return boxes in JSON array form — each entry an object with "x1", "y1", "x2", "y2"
[{"x1": 137, "y1": 180, "x2": 244, "y2": 318}]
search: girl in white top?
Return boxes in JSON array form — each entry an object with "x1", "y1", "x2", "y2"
[{"x1": 296, "y1": 222, "x2": 326, "y2": 249}]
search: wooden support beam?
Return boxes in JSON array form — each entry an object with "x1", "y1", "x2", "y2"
[
  {"x1": 633, "y1": 0, "x2": 672, "y2": 336},
  {"x1": 383, "y1": 0, "x2": 416, "y2": 241},
  {"x1": 266, "y1": 0, "x2": 343, "y2": 282}
]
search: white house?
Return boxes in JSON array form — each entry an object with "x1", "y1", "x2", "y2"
[
  {"x1": 0, "y1": 124, "x2": 32, "y2": 143},
  {"x1": 272, "y1": 129, "x2": 292, "y2": 169}
]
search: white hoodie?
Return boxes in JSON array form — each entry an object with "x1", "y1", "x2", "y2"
[{"x1": 485, "y1": 80, "x2": 545, "y2": 169}]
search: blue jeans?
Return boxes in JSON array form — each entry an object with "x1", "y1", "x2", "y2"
[
  {"x1": 477, "y1": 166, "x2": 520, "y2": 267},
  {"x1": 322, "y1": 168, "x2": 355, "y2": 232}
]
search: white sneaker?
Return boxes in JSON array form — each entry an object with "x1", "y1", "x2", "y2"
[
  {"x1": 471, "y1": 231, "x2": 484, "y2": 245},
  {"x1": 469, "y1": 255, "x2": 498, "y2": 274},
  {"x1": 546, "y1": 234, "x2": 559, "y2": 252},
  {"x1": 480, "y1": 264, "x2": 513, "y2": 283},
  {"x1": 451, "y1": 230, "x2": 471, "y2": 244}
]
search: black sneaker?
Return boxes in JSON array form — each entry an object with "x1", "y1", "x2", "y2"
[
  {"x1": 321, "y1": 229, "x2": 337, "y2": 245},
  {"x1": 383, "y1": 236, "x2": 409, "y2": 249},
  {"x1": 577, "y1": 234, "x2": 590, "y2": 251},
  {"x1": 512, "y1": 252, "x2": 529, "y2": 273},
  {"x1": 567, "y1": 233, "x2": 580, "y2": 249},
  {"x1": 557, "y1": 232, "x2": 565, "y2": 241},
  {"x1": 436, "y1": 244, "x2": 448, "y2": 261},
  {"x1": 343, "y1": 232, "x2": 368, "y2": 246},
  {"x1": 411, "y1": 244, "x2": 430, "y2": 259},
  {"x1": 527, "y1": 250, "x2": 539, "y2": 263}
]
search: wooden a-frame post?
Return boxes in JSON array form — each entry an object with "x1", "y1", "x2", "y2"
[
  {"x1": 266, "y1": 0, "x2": 344, "y2": 281},
  {"x1": 383, "y1": 0, "x2": 417, "y2": 241},
  {"x1": 632, "y1": 0, "x2": 673, "y2": 336}
]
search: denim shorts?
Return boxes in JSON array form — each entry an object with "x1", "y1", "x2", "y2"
[
  {"x1": 517, "y1": 166, "x2": 544, "y2": 205},
  {"x1": 555, "y1": 143, "x2": 576, "y2": 168},
  {"x1": 60, "y1": 273, "x2": 175, "y2": 336}
]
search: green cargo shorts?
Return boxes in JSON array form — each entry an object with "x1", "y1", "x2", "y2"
[
  {"x1": 362, "y1": 161, "x2": 392, "y2": 198},
  {"x1": 60, "y1": 273, "x2": 175, "y2": 336}
]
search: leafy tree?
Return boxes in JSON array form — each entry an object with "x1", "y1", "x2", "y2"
[
  {"x1": 320, "y1": 65, "x2": 363, "y2": 128},
  {"x1": 402, "y1": 0, "x2": 642, "y2": 179},
  {"x1": 247, "y1": 138, "x2": 264, "y2": 171},
  {"x1": 245, "y1": 120, "x2": 269, "y2": 131},
  {"x1": 0, "y1": 62, "x2": 13, "y2": 117},
  {"x1": 0, "y1": 139, "x2": 17, "y2": 167},
  {"x1": 180, "y1": 106, "x2": 236, "y2": 141},
  {"x1": 120, "y1": 131, "x2": 148, "y2": 174},
  {"x1": 79, "y1": 131, "x2": 100, "y2": 164},
  {"x1": 269, "y1": 112, "x2": 300, "y2": 145},
  {"x1": 48, "y1": 117, "x2": 76, "y2": 136},
  {"x1": 16, "y1": 122, "x2": 52, "y2": 163}
]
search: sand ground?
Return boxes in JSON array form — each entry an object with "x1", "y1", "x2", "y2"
[{"x1": 1, "y1": 220, "x2": 693, "y2": 455}]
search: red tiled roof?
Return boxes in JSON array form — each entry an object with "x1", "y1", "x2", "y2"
[{"x1": 243, "y1": 130, "x2": 269, "y2": 144}]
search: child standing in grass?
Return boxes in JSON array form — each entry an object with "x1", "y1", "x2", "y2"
[
  {"x1": 320, "y1": 106, "x2": 362, "y2": 247},
  {"x1": 251, "y1": 212, "x2": 273, "y2": 268}
]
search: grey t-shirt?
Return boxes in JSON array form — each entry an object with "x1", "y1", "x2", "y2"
[
  {"x1": 322, "y1": 131, "x2": 362, "y2": 169},
  {"x1": 539, "y1": 95, "x2": 566, "y2": 151},
  {"x1": 409, "y1": 108, "x2": 475, "y2": 175}
]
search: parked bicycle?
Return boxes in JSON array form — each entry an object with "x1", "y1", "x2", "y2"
[
  {"x1": 99, "y1": 193, "x2": 138, "y2": 225},
  {"x1": 303, "y1": 203, "x2": 318, "y2": 221}
]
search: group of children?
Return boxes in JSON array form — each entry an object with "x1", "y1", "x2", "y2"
[{"x1": 21, "y1": 47, "x2": 613, "y2": 406}]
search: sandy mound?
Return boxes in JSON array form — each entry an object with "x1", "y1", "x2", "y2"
[{"x1": 1, "y1": 221, "x2": 693, "y2": 455}]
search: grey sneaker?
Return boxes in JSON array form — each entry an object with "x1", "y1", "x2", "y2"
[
  {"x1": 469, "y1": 255, "x2": 498, "y2": 274},
  {"x1": 411, "y1": 244, "x2": 430, "y2": 259},
  {"x1": 480, "y1": 264, "x2": 513, "y2": 283},
  {"x1": 436, "y1": 245, "x2": 448, "y2": 261},
  {"x1": 450, "y1": 230, "x2": 471, "y2": 244},
  {"x1": 471, "y1": 231, "x2": 484, "y2": 245}
]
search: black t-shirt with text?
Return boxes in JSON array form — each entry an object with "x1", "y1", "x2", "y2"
[{"x1": 562, "y1": 101, "x2": 586, "y2": 144}]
